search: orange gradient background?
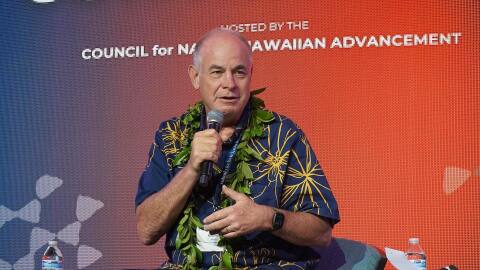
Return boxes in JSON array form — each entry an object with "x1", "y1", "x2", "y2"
[{"x1": 87, "y1": 1, "x2": 480, "y2": 269}]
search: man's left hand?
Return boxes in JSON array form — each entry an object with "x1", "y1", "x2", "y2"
[{"x1": 203, "y1": 185, "x2": 272, "y2": 238}]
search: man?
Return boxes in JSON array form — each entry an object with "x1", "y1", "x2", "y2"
[{"x1": 135, "y1": 29, "x2": 339, "y2": 269}]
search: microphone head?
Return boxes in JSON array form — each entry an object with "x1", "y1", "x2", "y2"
[{"x1": 207, "y1": 110, "x2": 224, "y2": 124}]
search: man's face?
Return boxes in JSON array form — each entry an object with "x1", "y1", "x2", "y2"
[{"x1": 189, "y1": 34, "x2": 252, "y2": 126}]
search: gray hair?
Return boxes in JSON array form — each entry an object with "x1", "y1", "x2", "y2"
[{"x1": 192, "y1": 28, "x2": 252, "y2": 69}]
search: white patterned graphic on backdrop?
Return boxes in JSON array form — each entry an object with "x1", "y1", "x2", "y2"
[{"x1": 0, "y1": 175, "x2": 104, "y2": 269}]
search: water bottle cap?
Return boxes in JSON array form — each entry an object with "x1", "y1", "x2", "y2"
[
  {"x1": 48, "y1": 240, "x2": 58, "y2": 246},
  {"x1": 408, "y1": 238, "x2": 419, "y2": 244}
]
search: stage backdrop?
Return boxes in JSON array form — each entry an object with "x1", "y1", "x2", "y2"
[{"x1": 1, "y1": 1, "x2": 478, "y2": 269}]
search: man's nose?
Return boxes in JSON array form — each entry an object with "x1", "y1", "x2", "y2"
[{"x1": 221, "y1": 72, "x2": 236, "y2": 89}]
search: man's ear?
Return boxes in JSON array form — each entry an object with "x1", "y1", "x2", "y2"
[{"x1": 188, "y1": 65, "x2": 200, "y2": 90}]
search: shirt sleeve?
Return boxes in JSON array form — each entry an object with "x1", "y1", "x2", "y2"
[
  {"x1": 280, "y1": 131, "x2": 340, "y2": 225},
  {"x1": 135, "y1": 125, "x2": 172, "y2": 208}
]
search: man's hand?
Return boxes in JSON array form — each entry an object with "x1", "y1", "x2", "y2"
[
  {"x1": 203, "y1": 185, "x2": 333, "y2": 247},
  {"x1": 187, "y1": 129, "x2": 222, "y2": 172},
  {"x1": 186, "y1": 127, "x2": 235, "y2": 172},
  {"x1": 137, "y1": 127, "x2": 233, "y2": 245},
  {"x1": 203, "y1": 185, "x2": 273, "y2": 238}
]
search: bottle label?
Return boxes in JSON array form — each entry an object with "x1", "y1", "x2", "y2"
[
  {"x1": 42, "y1": 259, "x2": 64, "y2": 270},
  {"x1": 409, "y1": 259, "x2": 426, "y2": 270}
]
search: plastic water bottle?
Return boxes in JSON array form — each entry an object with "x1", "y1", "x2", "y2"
[
  {"x1": 42, "y1": 240, "x2": 64, "y2": 270},
  {"x1": 406, "y1": 238, "x2": 427, "y2": 270}
]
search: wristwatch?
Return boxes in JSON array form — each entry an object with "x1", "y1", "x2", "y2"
[{"x1": 272, "y1": 209, "x2": 285, "y2": 231}]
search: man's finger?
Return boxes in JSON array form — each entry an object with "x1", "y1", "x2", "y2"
[
  {"x1": 222, "y1": 231, "x2": 239, "y2": 238},
  {"x1": 222, "y1": 185, "x2": 246, "y2": 201},
  {"x1": 203, "y1": 218, "x2": 230, "y2": 233},
  {"x1": 203, "y1": 207, "x2": 230, "y2": 224}
]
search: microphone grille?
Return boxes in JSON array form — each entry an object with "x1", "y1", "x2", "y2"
[{"x1": 207, "y1": 110, "x2": 224, "y2": 124}]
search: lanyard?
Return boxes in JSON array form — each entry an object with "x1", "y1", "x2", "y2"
[
  {"x1": 219, "y1": 133, "x2": 242, "y2": 186},
  {"x1": 203, "y1": 104, "x2": 250, "y2": 210},
  {"x1": 213, "y1": 129, "x2": 243, "y2": 210}
]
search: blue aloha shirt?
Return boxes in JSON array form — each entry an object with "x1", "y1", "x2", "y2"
[{"x1": 135, "y1": 101, "x2": 340, "y2": 270}]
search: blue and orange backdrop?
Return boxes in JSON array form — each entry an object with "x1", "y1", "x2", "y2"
[{"x1": 1, "y1": 1, "x2": 478, "y2": 269}]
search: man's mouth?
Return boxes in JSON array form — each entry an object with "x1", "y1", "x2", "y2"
[{"x1": 218, "y1": 96, "x2": 239, "y2": 101}]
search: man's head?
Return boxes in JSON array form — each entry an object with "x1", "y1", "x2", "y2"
[{"x1": 189, "y1": 28, "x2": 253, "y2": 127}]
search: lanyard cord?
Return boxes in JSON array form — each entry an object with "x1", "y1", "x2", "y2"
[
  {"x1": 219, "y1": 133, "x2": 242, "y2": 186},
  {"x1": 203, "y1": 104, "x2": 251, "y2": 210},
  {"x1": 213, "y1": 130, "x2": 243, "y2": 210}
]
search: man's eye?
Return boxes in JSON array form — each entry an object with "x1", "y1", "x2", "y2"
[
  {"x1": 211, "y1": 70, "x2": 222, "y2": 74},
  {"x1": 235, "y1": 70, "x2": 247, "y2": 76}
]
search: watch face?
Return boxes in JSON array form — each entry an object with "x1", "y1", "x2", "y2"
[{"x1": 273, "y1": 211, "x2": 284, "y2": 230}]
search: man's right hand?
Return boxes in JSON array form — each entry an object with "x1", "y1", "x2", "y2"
[
  {"x1": 186, "y1": 129, "x2": 223, "y2": 172},
  {"x1": 136, "y1": 129, "x2": 223, "y2": 245},
  {"x1": 137, "y1": 127, "x2": 234, "y2": 245}
]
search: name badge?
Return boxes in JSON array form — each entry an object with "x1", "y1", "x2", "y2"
[{"x1": 196, "y1": 227, "x2": 225, "y2": 252}]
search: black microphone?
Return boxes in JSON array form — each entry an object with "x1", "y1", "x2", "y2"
[{"x1": 198, "y1": 110, "x2": 224, "y2": 187}]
